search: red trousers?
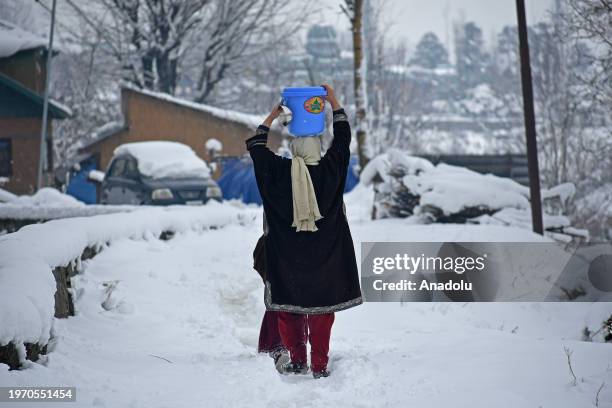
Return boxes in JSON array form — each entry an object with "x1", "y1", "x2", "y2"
[
  {"x1": 258, "y1": 311, "x2": 283, "y2": 354},
  {"x1": 277, "y1": 311, "x2": 335, "y2": 372}
]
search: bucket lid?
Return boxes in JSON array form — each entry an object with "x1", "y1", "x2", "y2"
[{"x1": 281, "y1": 86, "x2": 327, "y2": 97}]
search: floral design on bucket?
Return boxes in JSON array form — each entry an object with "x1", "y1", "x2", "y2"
[{"x1": 304, "y1": 96, "x2": 324, "y2": 114}]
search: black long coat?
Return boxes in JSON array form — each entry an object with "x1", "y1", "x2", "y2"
[{"x1": 246, "y1": 109, "x2": 362, "y2": 314}]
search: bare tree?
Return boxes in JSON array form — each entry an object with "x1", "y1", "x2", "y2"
[
  {"x1": 527, "y1": 7, "x2": 612, "y2": 192},
  {"x1": 561, "y1": 0, "x2": 612, "y2": 105},
  {"x1": 30, "y1": 0, "x2": 313, "y2": 169},
  {"x1": 186, "y1": 0, "x2": 316, "y2": 105},
  {"x1": 62, "y1": 0, "x2": 307, "y2": 100},
  {"x1": 0, "y1": 0, "x2": 37, "y2": 27},
  {"x1": 192, "y1": 0, "x2": 280, "y2": 103},
  {"x1": 64, "y1": 0, "x2": 209, "y2": 94}
]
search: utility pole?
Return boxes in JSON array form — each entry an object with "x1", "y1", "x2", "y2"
[
  {"x1": 515, "y1": 0, "x2": 544, "y2": 234},
  {"x1": 37, "y1": 0, "x2": 58, "y2": 190}
]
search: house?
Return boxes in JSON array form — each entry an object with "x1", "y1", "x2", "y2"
[
  {"x1": 79, "y1": 85, "x2": 285, "y2": 176},
  {"x1": 0, "y1": 20, "x2": 71, "y2": 195}
]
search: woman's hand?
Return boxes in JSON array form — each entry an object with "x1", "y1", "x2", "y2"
[
  {"x1": 321, "y1": 83, "x2": 341, "y2": 110},
  {"x1": 262, "y1": 103, "x2": 283, "y2": 127}
]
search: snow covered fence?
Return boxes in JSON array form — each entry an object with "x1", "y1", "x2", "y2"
[
  {"x1": 0, "y1": 202, "x2": 259, "y2": 369},
  {"x1": 0, "y1": 188, "x2": 139, "y2": 234}
]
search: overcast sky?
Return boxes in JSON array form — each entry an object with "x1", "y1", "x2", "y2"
[{"x1": 316, "y1": 0, "x2": 555, "y2": 50}]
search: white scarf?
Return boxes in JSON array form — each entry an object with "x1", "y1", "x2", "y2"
[{"x1": 290, "y1": 137, "x2": 323, "y2": 232}]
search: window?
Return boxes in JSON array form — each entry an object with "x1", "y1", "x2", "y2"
[
  {"x1": 0, "y1": 138, "x2": 11, "y2": 177},
  {"x1": 124, "y1": 158, "x2": 140, "y2": 180},
  {"x1": 108, "y1": 159, "x2": 127, "y2": 178},
  {"x1": 108, "y1": 157, "x2": 140, "y2": 179}
]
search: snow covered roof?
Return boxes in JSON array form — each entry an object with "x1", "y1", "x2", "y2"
[
  {"x1": 114, "y1": 141, "x2": 211, "y2": 179},
  {"x1": 82, "y1": 85, "x2": 281, "y2": 152},
  {"x1": 123, "y1": 84, "x2": 265, "y2": 130},
  {"x1": 0, "y1": 19, "x2": 52, "y2": 59}
]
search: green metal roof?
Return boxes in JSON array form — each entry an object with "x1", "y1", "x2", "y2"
[{"x1": 0, "y1": 72, "x2": 71, "y2": 119}]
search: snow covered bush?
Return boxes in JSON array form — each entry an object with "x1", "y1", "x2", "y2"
[
  {"x1": 362, "y1": 149, "x2": 587, "y2": 242},
  {"x1": 573, "y1": 183, "x2": 612, "y2": 241},
  {"x1": 605, "y1": 316, "x2": 612, "y2": 343}
]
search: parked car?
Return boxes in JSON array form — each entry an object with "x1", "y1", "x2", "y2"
[{"x1": 90, "y1": 141, "x2": 221, "y2": 205}]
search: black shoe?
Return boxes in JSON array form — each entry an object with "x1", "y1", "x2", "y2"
[
  {"x1": 271, "y1": 348, "x2": 290, "y2": 374},
  {"x1": 312, "y1": 369, "x2": 330, "y2": 379},
  {"x1": 281, "y1": 361, "x2": 308, "y2": 375}
]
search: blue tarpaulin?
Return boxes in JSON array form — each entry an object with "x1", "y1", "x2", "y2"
[
  {"x1": 66, "y1": 158, "x2": 98, "y2": 204},
  {"x1": 217, "y1": 157, "x2": 263, "y2": 204},
  {"x1": 217, "y1": 155, "x2": 359, "y2": 205},
  {"x1": 345, "y1": 155, "x2": 359, "y2": 193}
]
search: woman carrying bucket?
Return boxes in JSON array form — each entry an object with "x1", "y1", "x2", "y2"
[{"x1": 246, "y1": 83, "x2": 362, "y2": 379}]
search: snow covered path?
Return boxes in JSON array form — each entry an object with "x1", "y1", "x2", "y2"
[{"x1": 2, "y1": 215, "x2": 612, "y2": 407}]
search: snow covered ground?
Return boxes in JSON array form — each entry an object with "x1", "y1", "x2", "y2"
[{"x1": 1, "y1": 190, "x2": 611, "y2": 407}]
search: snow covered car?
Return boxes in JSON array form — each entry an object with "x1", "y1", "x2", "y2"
[{"x1": 95, "y1": 141, "x2": 221, "y2": 205}]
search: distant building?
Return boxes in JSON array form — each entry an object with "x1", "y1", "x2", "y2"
[
  {"x1": 79, "y1": 85, "x2": 285, "y2": 177},
  {"x1": 0, "y1": 20, "x2": 71, "y2": 194}
]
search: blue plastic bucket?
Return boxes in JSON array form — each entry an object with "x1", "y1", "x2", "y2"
[{"x1": 281, "y1": 87, "x2": 328, "y2": 137}]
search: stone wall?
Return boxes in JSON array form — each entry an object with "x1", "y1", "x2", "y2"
[
  {"x1": 0, "y1": 246, "x2": 96, "y2": 369},
  {"x1": 0, "y1": 233, "x2": 168, "y2": 370}
]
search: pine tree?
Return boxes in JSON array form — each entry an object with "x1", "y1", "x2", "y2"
[
  {"x1": 455, "y1": 22, "x2": 489, "y2": 87},
  {"x1": 410, "y1": 32, "x2": 449, "y2": 69}
]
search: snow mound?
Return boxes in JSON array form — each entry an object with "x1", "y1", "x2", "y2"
[
  {"x1": 11, "y1": 188, "x2": 85, "y2": 207},
  {"x1": 362, "y1": 150, "x2": 584, "y2": 241},
  {"x1": 363, "y1": 150, "x2": 529, "y2": 217},
  {"x1": 0, "y1": 202, "x2": 259, "y2": 349},
  {"x1": 403, "y1": 163, "x2": 529, "y2": 215},
  {"x1": 114, "y1": 141, "x2": 211, "y2": 179},
  {"x1": 344, "y1": 183, "x2": 375, "y2": 222},
  {"x1": 360, "y1": 148, "x2": 434, "y2": 186},
  {"x1": 0, "y1": 188, "x2": 17, "y2": 203}
]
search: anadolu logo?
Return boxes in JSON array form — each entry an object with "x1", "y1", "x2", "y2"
[{"x1": 304, "y1": 96, "x2": 324, "y2": 114}]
